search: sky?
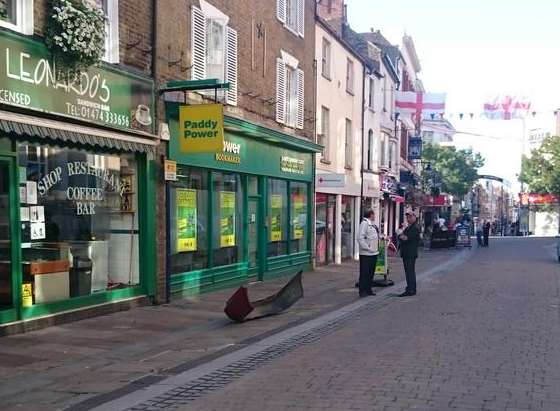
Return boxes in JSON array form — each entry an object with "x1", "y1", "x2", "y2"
[{"x1": 346, "y1": 0, "x2": 560, "y2": 192}]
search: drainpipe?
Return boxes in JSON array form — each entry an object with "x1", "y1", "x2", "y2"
[{"x1": 360, "y1": 66, "x2": 366, "y2": 214}]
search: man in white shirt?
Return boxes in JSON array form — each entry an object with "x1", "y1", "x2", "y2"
[{"x1": 357, "y1": 209, "x2": 380, "y2": 297}]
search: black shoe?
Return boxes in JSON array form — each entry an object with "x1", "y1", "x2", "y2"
[
  {"x1": 398, "y1": 291, "x2": 413, "y2": 297},
  {"x1": 359, "y1": 292, "x2": 373, "y2": 298}
]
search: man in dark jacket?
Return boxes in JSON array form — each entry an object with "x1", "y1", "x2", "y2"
[{"x1": 398, "y1": 210, "x2": 421, "y2": 297}]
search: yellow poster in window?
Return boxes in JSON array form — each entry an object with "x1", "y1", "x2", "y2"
[
  {"x1": 176, "y1": 189, "x2": 197, "y2": 252},
  {"x1": 220, "y1": 191, "x2": 236, "y2": 248},
  {"x1": 22, "y1": 283, "x2": 33, "y2": 307},
  {"x1": 270, "y1": 194, "x2": 283, "y2": 242},
  {"x1": 292, "y1": 194, "x2": 305, "y2": 240}
]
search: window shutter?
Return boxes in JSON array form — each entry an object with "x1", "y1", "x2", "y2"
[
  {"x1": 225, "y1": 26, "x2": 238, "y2": 106},
  {"x1": 191, "y1": 6, "x2": 206, "y2": 80},
  {"x1": 296, "y1": 68, "x2": 304, "y2": 129},
  {"x1": 276, "y1": 58, "x2": 286, "y2": 124},
  {"x1": 277, "y1": 0, "x2": 286, "y2": 23},
  {"x1": 296, "y1": 0, "x2": 304, "y2": 37}
]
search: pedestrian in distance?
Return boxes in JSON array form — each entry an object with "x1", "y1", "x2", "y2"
[
  {"x1": 357, "y1": 209, "x2": 380, "y2": 298},
  {"x1": 476, "y1": 224, "x2": 483, "y2": 247},
  {"x1": 398, "y1": 210, "x2": 421, "y2": 297},
  {"x1": 483, "y1": 220, "x2": 490, "y2": 247}
]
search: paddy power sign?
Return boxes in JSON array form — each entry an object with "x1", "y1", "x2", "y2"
[{"x1": 179, "y1": 104, "x2": 224, "y2": 153}]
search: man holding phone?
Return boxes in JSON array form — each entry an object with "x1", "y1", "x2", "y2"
[{"x1": 398, "y1": 210, "x2": 421, "y2": 297}]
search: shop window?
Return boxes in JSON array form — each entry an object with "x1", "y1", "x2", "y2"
[
  {"x1": 268, "y1": 179, "x2": 288, "y2": 257},
  {"x1": 212, "y1": 172, "x2": 243, "y2": 267},
  {"x1": 0, "y1": 0, "x2": 33, "y2": 35},
  {"x1": 0, "y1": 137, "x2": 11, "y2": 151},
  {"x1": 95, "y1": 0, "x2": 120, "y2": 64},
  {"x1": 290, "y1": 182, "x2": 308, "y2": 253},
  {"x1": 169, "y1": 167, "x2": 209, "y2": 274},
  {"x1": 17, "y1": 143, "x2": 139, "y2": 306}
]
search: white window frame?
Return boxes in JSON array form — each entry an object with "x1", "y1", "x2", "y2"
[
  {"x1": 346, "y1": 58, "x2": 354, "y2": 95},
  {"x1": 191, "y1": 2, "x2": 237, "y2": 106},
  {"x1": 277, "y1": 0, "x2": 305, "y2": 38},
  {"x1": 345, "y1": 118, "x2": 352, "y2": 168},
  {"x1": 276, "y1": 50, "x2": 304, "y2": 129},
  {"x1": 379, "y1": 133, "x2": 389, "y2": 168},
  {"x1": 100, "y1": 0, "x2": 120, "y2": 64},
  {"x1": 205, "y1": 17, "x2": 227, "y2": 82},
  {"x1": 321, "y1": 37, "x2": 331, "y2": 79},
  {"x1": 319, "y1": 105, "x2": 330, "y2": 161},
  {"x1": 367, "y1": 129, "x2": 373, "y2": 170},
  {"x1": 368, "y1": 77, "x2": 374, "y2": 109},
  {"x1": 0, "y1": 0, "x2": 33, "y2": 35}
]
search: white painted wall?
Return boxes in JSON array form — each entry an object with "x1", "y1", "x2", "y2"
[{"x1": 315, "y1": 23, "x2": 364, "y2": 263}]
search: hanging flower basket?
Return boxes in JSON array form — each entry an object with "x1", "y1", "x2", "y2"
[{"x1": 45, "y1": 0, "x2": 106, "y2": 81}]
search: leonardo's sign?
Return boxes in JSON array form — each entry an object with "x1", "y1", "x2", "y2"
[{"x1": 0, "y1": 30, "x2": 154, "y2": 133}]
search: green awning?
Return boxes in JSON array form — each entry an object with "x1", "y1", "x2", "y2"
[{"x1": 0, "y1": 110, "x2": 158, "y2": 153}]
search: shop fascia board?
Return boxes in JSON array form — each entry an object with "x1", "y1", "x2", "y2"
[
  {"x1": 223, "y1": 116, "x2": 323, "y2": 154},
  {"x1": 0, "y1": 109, "x2": 158, "y2": 147}
]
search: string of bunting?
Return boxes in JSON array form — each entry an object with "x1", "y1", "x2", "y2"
[{"x1": 402, "y1": 109, "x2": 560, "y2": 121}]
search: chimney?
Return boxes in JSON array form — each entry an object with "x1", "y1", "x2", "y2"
[{"x1": 317, "y1": 0, "x2": 345, "y2": 21}]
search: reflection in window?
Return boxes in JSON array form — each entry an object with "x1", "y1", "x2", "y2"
[
  {"x1": 290, "y1": 182, "x2": 308, "y2": 253},
  {"x1": 17, "y1": 142, "x2": 139, "y2": 306},
  {"x1": 268, "y1": 179, "x2": 288, "y2": 257},
  {"x1": 212, "y1": 172, "x2": 243, "y2": 267},
  {"x1": 0, "y1": 0, "x2": 16, "y2": 24},
  {"x1": 169, "y1": 167, "x2": 208, "y2": 274}
]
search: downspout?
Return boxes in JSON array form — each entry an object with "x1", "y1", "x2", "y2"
[
  {"x1": 151, "y1": 0, "x2": 168, "y2": 303},
  {"x1": 360, "y1": 66, "x2": 366, "y2": 214}
]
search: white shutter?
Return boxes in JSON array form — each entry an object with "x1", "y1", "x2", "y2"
[
  {"x1": 276, "y1": 58, "x2": 286, "y2": 124},
  {"x1": 191, "y1": 6, "x2": 206, "y2": 80},
  {"x1": 277, "y1": 0, "x2": 286, "y2": 24},
  {"x1": 296, "y1": 68, "x2": 304, "y2": 129},
  {"x1": 296, "y1": 0, "x2": 304, "y2": 37},
  {"x1": 225, "y1": 26, "x2": 238, "y2": 106}
]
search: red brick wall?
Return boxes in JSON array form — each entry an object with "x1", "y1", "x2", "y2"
[{"x1": 156, "y1": 0, "x2": 316, "y2": 141}]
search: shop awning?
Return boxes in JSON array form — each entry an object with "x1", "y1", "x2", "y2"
[{"x1": 0, "y1": 110, "x2": 158, "y2": 153}]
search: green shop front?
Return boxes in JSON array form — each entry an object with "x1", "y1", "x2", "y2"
[
  {"x1": 166, "y1": 102, "x2": 320, "y2": 296},
  {"x1": 0, "y1": 30, "x2": 157, "y2": 327}
]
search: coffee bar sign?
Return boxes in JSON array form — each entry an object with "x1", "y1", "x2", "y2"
[
  {"x1": 0, "y1": 30, "x2": 154, "y2": 133},
  {"x1": 38, "y1": 161, "x2": 127, "y2": 215}
]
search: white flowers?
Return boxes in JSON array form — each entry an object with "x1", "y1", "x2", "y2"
[{"x1": 46, "y1": 0, "x2": 106, "y2": 80}]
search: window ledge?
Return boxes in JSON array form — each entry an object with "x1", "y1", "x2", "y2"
[
  {"x1": 320, "y1": 158, "x2": 331, "y2": 165},
  {"x1": 344, "y1": 166, "x2": 353, "y2": 170},
  {"x1": 346, "y1": 89, "x2": 354, "y2": 96},
  {"x1": 321, "y1": 73, "x2": 332, "y2": 81}
]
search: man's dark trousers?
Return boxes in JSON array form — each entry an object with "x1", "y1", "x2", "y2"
[
  {"x1": 359, "y1": 255, "x2": 378, "y2": 294},
  {"x1": 402, "y1": 256, "x2": 417, "y2": 295}
]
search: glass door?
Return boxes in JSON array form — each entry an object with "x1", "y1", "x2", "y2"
[
  {"x1": 248, "y1": 198, "x2": 259, "y2": 271},
  {"x1": 0, "y1": 156, "x2": 19, "y2": 322}
]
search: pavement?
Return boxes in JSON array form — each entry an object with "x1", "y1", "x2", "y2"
[
  {"x1": 163, "y1": 237, "x2": 560, "y2": 411},
  {"x1": 0, "y1": 246, "x2": 463, "y2": 411}
]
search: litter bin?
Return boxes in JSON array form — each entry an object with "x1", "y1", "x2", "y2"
[{"x1": 70, "y1": 257, "x2": 92, "y2": 297}]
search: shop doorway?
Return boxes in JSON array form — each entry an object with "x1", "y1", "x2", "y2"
[
  {"x1": 315, "y1": 193, "x2": 336, "y2": 265},
  {"x1": 0, "y1": 156, "x2": 19, "y2": 322},
  {"x1": 248, "y1": 197, "x2": 260, "y2": 274}
]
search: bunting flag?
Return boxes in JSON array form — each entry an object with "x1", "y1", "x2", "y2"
[
  {"x1": 395, "y1": 92, "x2": 446, "y2": 122},
  {"x1": 483, "y1": 95, "x2": 531, "y2": 120}
]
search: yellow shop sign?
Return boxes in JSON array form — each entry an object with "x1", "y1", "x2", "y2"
[{"x1": 179, "y1": 104, "x2": 224, "y2": 153}]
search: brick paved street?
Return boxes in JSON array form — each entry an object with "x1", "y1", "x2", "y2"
[
  {"x1": 173, "y1": 237, "x2": 560, "y2": 411},
  {"x1": 0, "y1": 246, "x2": 454, "y2": 411}
]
